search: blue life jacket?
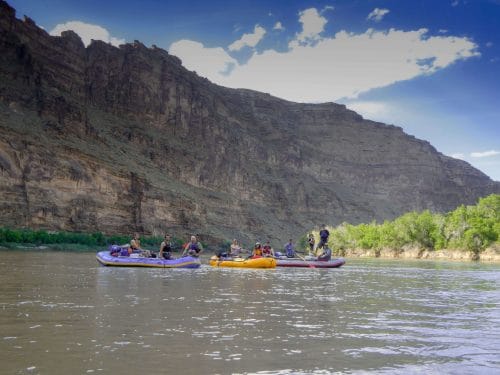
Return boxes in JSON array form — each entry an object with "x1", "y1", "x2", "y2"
[
  {"x1": 285, "y1": 243, "x2": 295, "y2": 258},
  {"x1": 188, "y1": 242, "x2": 200, "y2": 252}
]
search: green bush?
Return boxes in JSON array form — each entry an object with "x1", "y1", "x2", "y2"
[
  {"x1": 0, "y1": 228, "x2": 184, "y2": 251},
  {"x1": 314, "y1": 194, "x2": 500, "y2": 253}
]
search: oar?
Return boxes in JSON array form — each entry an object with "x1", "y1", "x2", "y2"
[{"x1": 296, "y1": 253, "x2": 315, "y2": 268}]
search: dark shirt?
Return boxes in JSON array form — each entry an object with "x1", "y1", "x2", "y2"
[{"x1": 318, "y1": 248, "x2": 332, "y2": 261}]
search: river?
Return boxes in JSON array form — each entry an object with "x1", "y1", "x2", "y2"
[{"x1": 1, "y1": 252, "x2": 499, "y2": 374}]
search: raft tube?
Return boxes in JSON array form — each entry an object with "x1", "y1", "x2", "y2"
[
  {"x1": 276, "y1": 257, "x2": 345, "y2": 268},
  {"x1": 209, "y1": 256, "x2": 276, "y2": 268},
  {"x1": 96, "y1": 251, "x2": 201, "y2": 268}
]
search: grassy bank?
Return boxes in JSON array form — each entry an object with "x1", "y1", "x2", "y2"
[
  {"x1": 0, "y1": 229, "x2": 185, "y2": 252},
  {"x1": 302, "y1": 194, "x2": 500, "y2": 260}
]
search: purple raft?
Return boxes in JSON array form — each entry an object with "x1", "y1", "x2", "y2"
[
  {"x1": 276, "y1": 257, "x2": 345, "y2": 268},
  {"x1": 96, "y1": 250, "x2": 201, "y2": 268}
]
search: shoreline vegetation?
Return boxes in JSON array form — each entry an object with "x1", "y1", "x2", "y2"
[
  {"x1": 302, "y1": 194, "x2": 500, "y2": 262},
  {"x1": 1, "y1": 194, "x2": 498, "y2": 262},
  {"x1": 0, "y1": 230, "x2": 186, "y2": 253}
]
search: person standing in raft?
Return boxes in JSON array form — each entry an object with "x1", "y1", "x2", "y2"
[
  {"x1": 284, "y1": 239, "x2": 295, "y2": 258},
  {"x1": 317, "y1": 225, "x2": 330, "y2": 251},
  {"x1": 159, "y1": 234, "x2": 173, "y2": 260},
  {"x1": 262, "y1": 241, "x2": 275, "y2": 257},
  {"x1": 182, "y1": 235, "x2": 204, "y2": 257},
  {"x1": 307, "y1": 233, "x2": 315, "y2": 255}
]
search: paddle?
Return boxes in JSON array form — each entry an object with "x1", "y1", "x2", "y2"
[{"x1": 296, "y1": 253, "x2": 316, "y2": 268}]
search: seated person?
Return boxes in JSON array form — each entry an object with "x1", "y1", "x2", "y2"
[
  {"x1": 128, "y1": 233, "x2": 151, "y2": 257},
  {"x1": 251, "y1": 242, "x2": 263, "y2": 258},
  {"x1": 317, "y1": 247, "x2": 332, "y2": 262},
  {"x1": 229, "y1": 239, "x2": 242, "y2": 257},
  {"x1": 159, "y1": 234, "x2": 173, "y2": 260},
  {"x1": 262, "y1": 241, "x2": 275, "y2": 257},
  {"x1": 182, "y1": 235, "x2": 204, "y2": 257},
  {"x1": 284, "y1": 239, "x2": 295, "y2": 258},
  {"x1": 129, "y1": 233, "x2": 141, "y2": 253}
]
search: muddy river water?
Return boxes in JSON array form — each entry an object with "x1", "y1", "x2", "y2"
[{"x1": 1, "y1": 252, "x2": 499, "y2": 374}]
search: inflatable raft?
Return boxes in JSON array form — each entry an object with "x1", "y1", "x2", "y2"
[
  {"x1": 209, "y1": 256, "x2": 276, "y2": 268},
  {"x1": 96, "y1": 251, "x2": 201, "y2": 268},
  {"x1": 276, "y1": 257, "x2": 345, "y2": 268}
]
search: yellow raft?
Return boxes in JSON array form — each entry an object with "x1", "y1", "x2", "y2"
[{"x1": 209, "y1": 256, "x2": 276, "y2": 269}]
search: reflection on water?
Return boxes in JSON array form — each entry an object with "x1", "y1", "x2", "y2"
[{"x1": 0, "y1": 253, "x2": 499, "y2": 374}]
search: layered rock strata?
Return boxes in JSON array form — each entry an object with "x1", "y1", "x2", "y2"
[{"x1": 0, "y1": 1, "x2": 498, "y2": 244}]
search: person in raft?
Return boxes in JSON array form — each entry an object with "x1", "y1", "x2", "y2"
[
  {"x1": 317, "y1": 225, "x2": 330, "y2": 251},
  {"x1": 284, "y1": 239, "x2": 295, "y2": 258},
  {"x1": 129, "y1": 233, "x2": 151, "y2": 257},
  {"x1": 262, "y1": 241, "x2": 275, "y2": 258},
  {"x1": 129, "y1": 233, "x2": 143, "y2": 254},
  {"x1": 251, "y1": 242, "x2": 263, "y2": 258},
  {"x1": 317, "y1": 246, "x2": 332, "y2": 262},
  {"x1": 182, "y1": 235, "x2": 204, "y2": 257},
  {"x1": 229, "y1": 239, "x2": 242, "y2": 257},
  {"x1": 307, "y1": 233, "x2": 315, "y2": 255},
  {"x1": 159, "y1": 234, "x2": 173, "y2": 260}
]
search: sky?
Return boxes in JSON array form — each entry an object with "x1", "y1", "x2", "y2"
[{"x1": 8, "y1": 0, "x2": 500, "y2": 181}]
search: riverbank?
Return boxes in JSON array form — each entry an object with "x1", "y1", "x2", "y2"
[
  {"x1": 3, "y1": 242, "x2": 500, "y2": 263},
  {"x1": 337, "y1": 244, "x2": 500, "y2": 262},
  {"x1": 0, "y1": 243, "x2": 100, "y2": 252}
]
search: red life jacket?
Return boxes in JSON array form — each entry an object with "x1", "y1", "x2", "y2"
[{"x1": 263, "y1": 245, "x2": 272, "y2": 256}]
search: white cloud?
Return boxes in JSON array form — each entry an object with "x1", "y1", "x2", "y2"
[
  {"x1": 345, "y1": 101, "x2": 389, "y2": 119},
  {"x1": 450, "y1": 153, "x2": 466, "y2": 159},
  {"x1": 294, "y1": 8, "x2": 327, "y2": 45},
  {"x1": 169, "y1": 39, "x2": 237, "y2": 77},
  {"x1": 367, "y1": 8, "x2": 390, "y2": 22},
  {"x1": 170, "y1": 9, "x2": 480, "y2": 103},
  {"x1": 486, "y1": 41, "x2": 493, "y2": 47},
  {"x1": 273, "y1": 22, "x2": 284, "y2": 31},
  {"x1": 451, "y1": 0, "x2": 460, "y2": 7},
  {"x1": 228, "y1": 25, "x2": 266, "y2": 51},
  {"x1": 322, "y1": 6, "x2": 335, "y2": 12},
  {"x1": 50, "y1": 21, "x2": 124, "y2": 47},
  {"x1": 470, "y1": 150, "x2": 500, "y2": 158},
  {"x1": 439, "y1": 29, "x2": 448, "y2": 34}
]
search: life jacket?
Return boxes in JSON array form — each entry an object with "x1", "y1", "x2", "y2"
[
  {"x1": 187, "y1": 242, "x2": 200, "y2": 253},
  {"x1": 253, "y1": 247, "x2": 262, "y2": 257},
  {"x1": 262, "y1": 245, "x2": 272, "y2": 256},
  {"x1": 285, "y1": 244, "x2": 294, "y2": 258},
  {"x1": 162, "y1": 242, "x2": 172, "y2": 252}
]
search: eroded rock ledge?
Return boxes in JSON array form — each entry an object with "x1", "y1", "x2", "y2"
[
  {"x1": 0, "y1": 0, "x2": 499, "y2": 243},
  {"x1": 340, "y1": 245, "x2": 500, "y2": 262}
]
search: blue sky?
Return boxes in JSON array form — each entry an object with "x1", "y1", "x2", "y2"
[{"x1": 8, "y1": 0, "x2": 500, "y2": 180}]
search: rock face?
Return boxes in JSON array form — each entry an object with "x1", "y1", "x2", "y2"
[{"x1": 0, "y1": 1, "x2": 498, "y2": 244}]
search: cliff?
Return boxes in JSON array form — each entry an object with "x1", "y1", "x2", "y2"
[{"x1": 0, "y1": 1, "x2": 498, "y2": 244}]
